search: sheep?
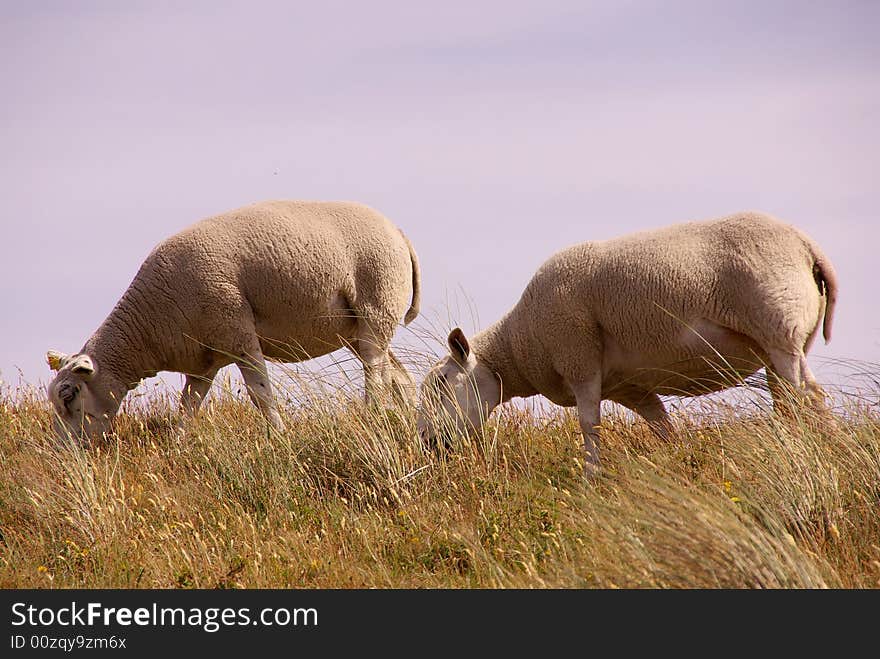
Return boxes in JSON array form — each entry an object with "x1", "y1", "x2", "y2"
[
  {"x1": 417, "y1": 211, "x2": 837, "y2": 476},
  {"x1": 46, "y1": 200, "x2": 421, "y2": 443}
]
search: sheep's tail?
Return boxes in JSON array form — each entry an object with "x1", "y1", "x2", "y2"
[
  {"x1": 809, "y1": 241, "x2": 838, "y2": 344},
  {"x1": 400, "y1": 229, "x2": 421, "y2": 325}
]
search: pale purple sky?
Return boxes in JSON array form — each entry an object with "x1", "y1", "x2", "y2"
[{"x1": 1, "y1": 1, "x2": 878, "y2": 394}]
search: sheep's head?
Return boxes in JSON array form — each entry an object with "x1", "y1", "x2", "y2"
[
  {"x1": 417, "y1": 328, "x2": 501, "y2": 449},
  {"x1": 46, "y1": 350, "x2": 118, "y2": 443}
]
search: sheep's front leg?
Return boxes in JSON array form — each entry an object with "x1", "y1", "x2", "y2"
[
  {"x1": 611, "y1": 387, "x2": 673, "y2": 440},
  {"x1": 571, "y1": 374, "x2": 603, "y2": 478},
  {"x1": 236, "y1": 354, "x2": 285, "y2": 432},
  {"x1": 633, "y1": 392, "x2": 673, "y2": 441},
  {"x1": 180, "y1": 369, "x2": 218, "y2": 417}
]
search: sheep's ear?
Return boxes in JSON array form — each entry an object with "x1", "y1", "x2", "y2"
[
  {"x1": 69, "y1": 355, "x2": 95, "y2": 379},
  {"x1": 46, "y1": 350, "x2": 69, "y2": 371},
  {"x1": 448, "y1": 328, "x2": 471, "y2": 363}
]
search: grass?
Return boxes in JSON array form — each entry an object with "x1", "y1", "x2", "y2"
[{"x1": 1, "y1": 363, "x2": 878, "y2": 589}]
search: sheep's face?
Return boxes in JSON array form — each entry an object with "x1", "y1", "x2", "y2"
[
  {"x1": 417, "y1": 328, "x2": 501, "y2": 449},
  {"x1": 46, "y1": 351, "x2": 116, "y2": 444}
]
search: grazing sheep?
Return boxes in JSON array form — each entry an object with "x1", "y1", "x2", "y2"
[
  {"x1": 417, "y1": 211, "x2": 837, "y2": 475},
  {"x1": 47, "y1": 200, "x2": 421, "y2": 442}
]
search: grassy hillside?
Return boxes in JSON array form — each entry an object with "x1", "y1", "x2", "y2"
[{"x1": 1, "y1": 377, "x2": 878, "y2": 589}]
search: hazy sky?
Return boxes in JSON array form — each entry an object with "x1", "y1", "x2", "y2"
[{"x1": 2, "y1": 0, "x2": 878, "y2": 396}]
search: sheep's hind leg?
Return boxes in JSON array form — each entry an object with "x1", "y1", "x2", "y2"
[
  {"x1": 236, "y1": 350, "x2": 285, "y2": 432},
  {"x1": 571, "y1": 373, "x2": 603, "y2": 479},
  {"x1": 768, "y1": 348, "x2": 836, "y2": 431},
  {"x1": 799, "y1": 354, "x2": 829, "y2": 408},
  {"x1": 800, "y1": 355, "x2": 838, "y2": 432},
  {"x1": 352, "y1": 318, "x2": 395, "y2": 406},
  {"x1": 357, "y1": 341, "x2": 390, "y2": 405},
  {"x1": 387, "y1": 349, "x2": 416, "y2": 406},
  {"x1": 766, "y1": 347, "x2": 829, "y2": 417}
]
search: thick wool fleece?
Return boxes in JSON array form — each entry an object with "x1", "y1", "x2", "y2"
[{"x1": 470, "y1": 211, "x2": 837, "y2": 407}]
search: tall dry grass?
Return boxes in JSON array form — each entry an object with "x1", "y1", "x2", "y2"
[{"x1": 0, "y1": 356, "x2": 878, "y2": 589}]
